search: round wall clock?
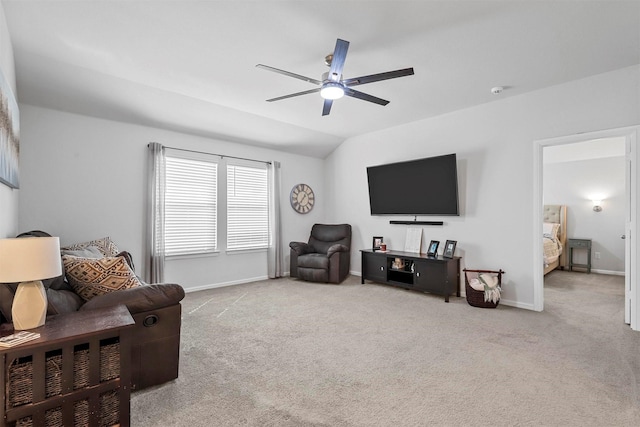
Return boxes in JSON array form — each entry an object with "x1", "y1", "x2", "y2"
[{"x1": 290, "y1": 183, "x2": 315, "y2": 214}]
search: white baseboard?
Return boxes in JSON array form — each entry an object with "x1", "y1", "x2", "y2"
[
  {"x1": 497, "y1": 298, "x2": 535, "y2": 310},
  {"x1": 591, "y1": 269, "x2": 625, "y2": 276},
  {"x1": 183, "y1": 276, "x2": 269, "y2": 293},
  {"x1": 183, "y1": 272, "x2": 292, "y2": 293}
]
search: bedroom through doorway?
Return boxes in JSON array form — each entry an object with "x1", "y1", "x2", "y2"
[
  {"x1": 542, "y1": 138, "x2": 626, "y2": 322},
  {"x1": 533, "y1": 126, "x2": 638, "y2": 330}
]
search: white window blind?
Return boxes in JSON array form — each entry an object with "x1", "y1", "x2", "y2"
[
  {"x1": 227, "y1": 163, "x2": 269, "y2": 251},
  {"x1": 165, "y1": 155, "x2": 218, "y2": 256}
]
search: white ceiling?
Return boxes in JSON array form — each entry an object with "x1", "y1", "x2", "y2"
[{"x1": 3, "y1": 0, "x2": 639, "y2": 158}]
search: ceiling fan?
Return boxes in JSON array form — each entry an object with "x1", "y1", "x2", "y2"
[{"x1": 256, "y1": 38, "x2": 414, "y2": 116}]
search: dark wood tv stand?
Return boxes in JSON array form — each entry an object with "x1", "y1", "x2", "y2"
[{"x1": 361, "y1": 249, "x2": 461, "y2": 302}]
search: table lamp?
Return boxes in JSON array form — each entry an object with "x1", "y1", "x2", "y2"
[{"x1": 0, "y1": 237, "x2": 62, "y2": 330}]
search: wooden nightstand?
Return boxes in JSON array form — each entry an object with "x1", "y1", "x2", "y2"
[
  {"x1": 0, "y1": 305, "x2": 134, "y2": 427},
  {"x1": 568, "y1": 238, "x2": 592, "y2": 273}
]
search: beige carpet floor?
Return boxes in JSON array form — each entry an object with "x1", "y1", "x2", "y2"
[{"x1": 131, "y1": 271, "x2": 640, "y2": 426}]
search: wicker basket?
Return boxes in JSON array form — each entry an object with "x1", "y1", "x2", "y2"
[
  {"x1": 72, "y1": 341, "x2": 120, "y2": 390},
  {"x1": 73, "y1": 347, "x2": 90, "y2": 389},
  {"x1": 99, "y1": 342, "x2": 120, "y2": 382},
  {"x1": 6, "y1": 353, "x2": 63, "y2": 408},
  {"x1": 45, "y1": 353, "x2": 62, "y2": 398},
  {"x1": 99, "y1": 390, "x2": 120, "y2": 426},
  {"x1": 463, "y1": 269, "x2": 505, "y2": 308},
  {"x1": 16, "y1": 406, "x2": 63, "y2": 427},
  {"x1": 7, "y1": 340, "x2": 121, "y2": 409},
  {"x1": 74, "y1": 399, "x2": 89, "y2": 426},
  {"x1": 7, "y1": 358, "x2": 33, "y2": 408}
]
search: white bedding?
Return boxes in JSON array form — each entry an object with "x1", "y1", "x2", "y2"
[
  {"x1": 543, "y1": 235, "x2": 562, "y2": 266},
  {"x1": 543, "y1": 222, "x2": 563, "y2": 266}
]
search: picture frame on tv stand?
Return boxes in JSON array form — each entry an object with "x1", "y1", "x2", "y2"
[
  {"x1": 427, "y1": 240, "x2": 439, "y2": 257},
  {"x1": 443, "y1": 240, "x2": 457, "y2": 258},
  {"x1": 372, "y1": 236, "x2": 383, "y2": 251}
]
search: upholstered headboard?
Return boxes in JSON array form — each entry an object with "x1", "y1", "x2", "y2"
[{"x1": 543, "y1": 204, "x2": 567, "y2": 267}]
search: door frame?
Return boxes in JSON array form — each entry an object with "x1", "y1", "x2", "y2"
[{"x1": 533, "y1": 126, "x2": 638, "y2": 330}]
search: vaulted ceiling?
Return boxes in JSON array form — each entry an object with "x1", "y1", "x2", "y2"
[{"x1": 3, "y1": 1, "x2": 639, "y2": 158}]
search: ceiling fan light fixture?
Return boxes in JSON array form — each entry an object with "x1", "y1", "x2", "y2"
[
  {"x1": 257, "y1": 38, "x2": 414, "y2": 115},
  {"x1": 320, "y1": 81, "x2": 344, "y2": 100}
]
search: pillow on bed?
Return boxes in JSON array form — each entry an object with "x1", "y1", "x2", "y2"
[{"x1": 543, "y1": 222, "x2": 560, "y2": 238}]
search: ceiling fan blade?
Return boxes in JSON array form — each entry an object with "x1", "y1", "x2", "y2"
[
  {"x1": 322, "y1": 99, "x2": 333, "y2": 116},
  {"x1": 343, "y1": 67, "x2": 415, "y2": 87},
  {"x1": 344, "y1": 88, "x2": 390, "y2": 106},
  {"x1": 328, "y1": 39, "x2": 349, "y2": 81},
  {"x1": 266, "y1": 88, "x2": 321, "y2": 102},
  {"x1": 256, "y1": 64, "x2": 321, "y2": 85}
]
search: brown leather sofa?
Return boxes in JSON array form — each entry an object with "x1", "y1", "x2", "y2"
[
  {"x1": 289, "y1": 223, "x2": 352, "y2": 283},
  {"x1": 0, "y1": 231, "x2": 185, "y2": 391}
]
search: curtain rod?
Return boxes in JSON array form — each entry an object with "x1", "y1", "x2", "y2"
[{"x1": 150, "y1": 143, "x2": 271, "y2": 165}]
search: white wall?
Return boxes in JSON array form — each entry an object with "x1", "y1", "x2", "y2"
[
  {"x1": 325, "y1": 65, "x2": 640, "y2": 309},
  {"x1": 18, "y1": 105, "x2": 325, "y2": 291},
  {"x1": 544, "y1": 156, "x2": 625, "y2": 273},
  {"x1": 0, "y1": 2, "x2": 18, "y2": 238}
]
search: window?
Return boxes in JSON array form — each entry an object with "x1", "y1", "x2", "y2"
[
  {"x1": 227, "y1": 163, "x2": 269, "y2": 251},
  {"x1": 164, "y1": 155, "x2": 218, "y2": 256}
]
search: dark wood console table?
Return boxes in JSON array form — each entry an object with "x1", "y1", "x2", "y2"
[
  {"x1": 0, "y1": 305, "x2": 134, "y2": 427},
  {"x1": 361, "y1": 249, "x2": 461, "y2": 302}
]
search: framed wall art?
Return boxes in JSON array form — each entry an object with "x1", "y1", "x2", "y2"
[{"x1": 0, "y1": 68, "x2": 19, "y2": 189}]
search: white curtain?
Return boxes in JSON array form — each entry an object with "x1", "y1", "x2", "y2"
[
  {"x1": 146, "y1": 142, "x2": 165, "y2": 283},
  {"x1": 267, "y1": 160, "x2": 283, "y2": 278}
]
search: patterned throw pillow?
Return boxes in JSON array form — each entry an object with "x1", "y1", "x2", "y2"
[
  {"x1": 61, "y1": 237, "x2": 120, "y2": 257},
  {"x1": 62, "y1": 255, "x2": 141, "y2": 302}
]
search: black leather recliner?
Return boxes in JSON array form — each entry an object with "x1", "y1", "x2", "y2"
[{"x1": 289, "y1": 224, "x2": 351, "y2": 283}]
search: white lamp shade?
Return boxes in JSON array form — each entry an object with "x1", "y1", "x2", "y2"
[{"x1": 0, "y1": 237, "x2": 62, "y2": 283}]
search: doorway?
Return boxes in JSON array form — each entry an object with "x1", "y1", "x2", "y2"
[{"x1": 533, "y1": 127, "x2": 639, "y2": 330}]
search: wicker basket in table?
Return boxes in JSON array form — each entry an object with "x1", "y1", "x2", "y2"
[
  {"x1": 7, "y1": 341, "x2": 121, "y2": 409},
  {"x1": 99, "y1": 342, "x2": 120, "y2": 382},
  {"x1": 463, "y1": 269, "x2": 505, "y2": 309},
  {"x1": 74, "y1": 399, "x2": 89, "y2": 426},
  {"x1": 15, "y1": 393, "x2": 119, "y2": 427},
  {"x1": 99, "y1": 390, "x2": 120, "y2": 426},
  {"x1": 16, "y1": 406, "x2": 63, "y2": 427}
]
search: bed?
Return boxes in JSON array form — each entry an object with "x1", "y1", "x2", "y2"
[{"x1": 543, "y1": 204, "x2": 567, "y2": 275}]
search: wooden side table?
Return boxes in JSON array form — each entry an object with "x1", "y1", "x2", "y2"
[
  {"x1": 568, "y1": 238, "x2": 592, "y2": 273},
  {"x1": 0, "y1": 305, "x2": 134, "y2": 427}
]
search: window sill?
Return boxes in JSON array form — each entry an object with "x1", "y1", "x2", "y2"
[
  {"x1": 226, "y1": 247, "x2": 268, "y2": 255},
  {"x1": 166, "y1": 251, "x2": 220, "y2": 260}
]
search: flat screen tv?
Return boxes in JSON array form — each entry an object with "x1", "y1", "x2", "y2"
[{"x1": 367, "y1": 153, "x2": 459, "y2": 216}]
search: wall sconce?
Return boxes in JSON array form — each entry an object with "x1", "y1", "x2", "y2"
[
  {"x1": 0, "y1": 237, "x2": 62, "y2": 330},
  {"x1": 592, "y1": 200, "x2": 603, "y2": 212}
]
